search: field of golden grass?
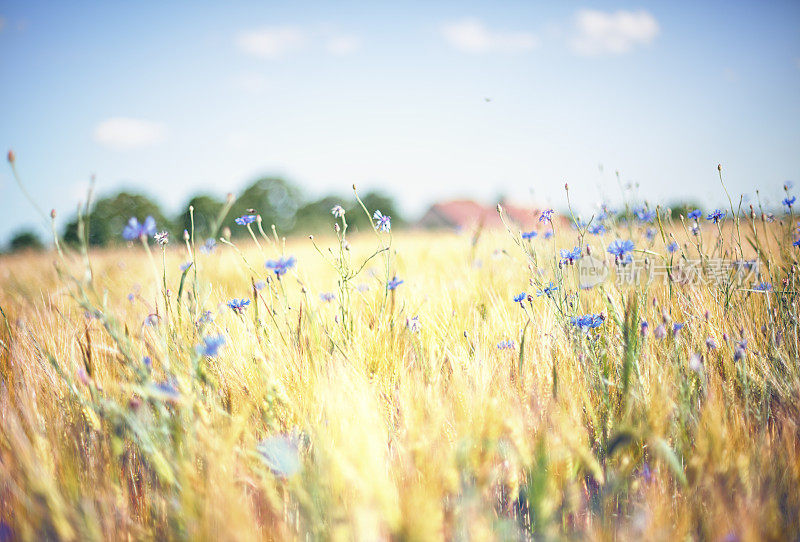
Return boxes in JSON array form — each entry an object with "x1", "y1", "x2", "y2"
[{"x1": 1, "y1": 214, "x2": 799, "y2": 540}]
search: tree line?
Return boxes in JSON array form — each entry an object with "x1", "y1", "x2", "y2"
[{"x1": 3, "y1": 176, "x2": 404, "y2": 252}]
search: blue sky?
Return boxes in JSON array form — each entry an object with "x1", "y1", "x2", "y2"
[{"x1": 1, "y1": 1, "x2": 799, "y2": 240}]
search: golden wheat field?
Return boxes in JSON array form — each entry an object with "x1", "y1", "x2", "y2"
[{"x1": 1, "y1": 204, "x2": 800, "y2": 541}]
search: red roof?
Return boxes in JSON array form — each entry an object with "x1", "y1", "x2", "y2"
[{"x1": 417, "y1": 199, "x2": 555, "y2": 231}]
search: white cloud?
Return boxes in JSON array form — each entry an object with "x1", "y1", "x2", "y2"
[
  {"x1": 236, "y1": 26, "x2": 307, "y2": 58},
  {"x1": 572, "y1": 9, "x2": 659, "y2": 56},
  {"x1": 93, "y1": 117, "x2": 166, "y2": 150},
  {"x1": 326, "y1": 35, "x2": 361, "y2": 56},
  {"x1": 441, "y1": 18, "x2": 538, "y2": 53}
]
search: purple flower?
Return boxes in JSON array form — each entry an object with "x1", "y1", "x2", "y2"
[
  {"x1": 387, "y1": 276, "x2": 404, "y2": 291},
  {"x1": 707, "y1": 209, "x2": 726, "y2": 223},
  {"x1": 537, "y1": 282, "x2": 558, "y2": 297},
  {"x1": 588, "y1": 223, "x2": 606, "y2": 235},
  {"x1": 180, "y1": 261, "x2": 193, "y2": 272},
  {"x1": 752, "y1": 282, "x2": 772, "y2": 292},
  {"x1": 560, "y1": 246, "x2": 582, "y2": 264},
  {"x1": 227, "y1": 298, "x2": 250, "y2": 313},
  {"x1": 331, "y1": 205, "x2": 345, "y2": 218},
  {"x1": 521, "y1": 230, "x2": 537, "y2": 240},
  {"x1": 235, "y1": 214, "x2": 257, "y2": 226},
  {"x1": 373, "y1": 210, "x2": 391, "y2": 232},
  {"x1": 653, "y1": 324, "x2": 667, "y2": 339},
  {"x1": 198, "y1": 334, "x2": 225, "y2": 357},
  {"x1": 122, "y1": 216, "x2": 156, "y2": 241},
  {"x1": 539, "y1": 209, "x2": 554, "y2": 223},
  {"x1": 319, "y1": 292, "x2": 336, "y2": 302},
  {"x1": 635, "y1": 207, "x2": 656, "y2": 223},
  {"x1": 794, "y1": 239, "x2": 800, "y2": 248},
  {"x1": 257, "y1": 434, "x2": 301, "y2": 478},
  {"x1": 513, "y1": 292, "x2": 526, "y2": 303},
  {"x1": 706, "y1": 337, "x2": 717, "y2": 349},
  {"x1": 608, "y1": 239, "x2": 635, "y2": 260},
  {"x1": 571, "y1": 313, "x2": 604, "y2": 330},
  {"x1": 497, "y1": 339, "x2": 516, "y2": 349},
  {"x1": 645, "y1": 228, "x2": 656, "y2": 241},
  {"x1": 254, "y1": 280, "x2": 266, "y2": 291},
  {"x1": 687, "y1": 209, "x2": 702, "y2": 220},
  {"x1": 200, "y1": 238, "x2": 217, "y2": 254},
  {"x1": 783, "y1": 196, "x2": 796, "y2": 210},
  {"x1": 667, "y1": 241, "x2": 679, "y2": 253},
  {"x1": 265, "y1": 255, "x2": 296, "y2": 277},
  {"x1": 673, "y1": 322, "x2": 684, "y2": 335},
  {"x1": 543, "y1": 231, "x2": 553, "y2": 240}
]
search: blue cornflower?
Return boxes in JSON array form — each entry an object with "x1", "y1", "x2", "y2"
[
  {"x1": 607, "y1": 239, "x2": 635, "y2": 259},
  {"x1": 543, "y1": 231, "x2": 553, "y2": 240},
  {"x1": 257, "y1": 434, "x2": 301, "y2": 478},
  {"x1": 265, "y1": 255, "x2": 296, "y2": 277},
  {"x1": 588, "y1": 223, "x2": 606, "y2": 235},
  {"x1": 707, "y1": 209, "x2": 726, "y2": 223},
  {"x1": 373, "y1": 210, "x2": 391, "y2": 232},
  {"x1": 794, "y1": 239, "x2": 800, "y2": 247},
  {"x1": 522, "y1": 230, "x2": 537, "y2": 240},
  {"x1": 571, "y1": 313, "x2": 604, "y2": 330},
  {"x1": 200, "y1": 238, "x2": 217, "y2": 254},
  {"x1": 180, "y1": 261, "x2": 192, "y2": 272},
  {"x1": 122, "y1": 216, "x2": 156, "y2": 241},
  {"x1": 752, "y1": 282, "x2": 772, "y2": 292},
  {"x1": 497, "y1": 339, "x2": 516, "y2": 350},
  {"x1": 667, "y1": 241, "x2": 679, "y2": 253},
  {"x1": 198, "y1": 310, "x2": 214, "y2": 324},
  {"x1": 783, "y1": 196, "x2": 796, "y2": 210},
  {"x1": 513, "y1": 292, "x2": 526, "y2": 303},
  {"x1": 227, "y1": 298, "x2": 250, "y2": 313},
  {"x1": 387, "y1": 276, "x2": 404, "y2": 291},
  {"x1": 539, "y1": 209, "x2": 554, "y2": 223},
  {"x1": 687, "y1": 209, "x2": 702, "y2": 220},
  {"x1": 635, "y1": 207, "x2": 656, "y2": 223},
  {"x1": 319, "y1": 292, "x2": 336, "y2": 302},
  {"x1": 560, "y1": 246, "x2": 582, "y2": 264},
  {"x1": 537, "y1": 282, "x2": 558, "y2": 297},
  {"x1": 254, "y1": 280, "x2": 266, "y2": 291},
  {"x1": 645, "y1": 228, "x2": 656, "y2": 241},
  {"x1": 785, "y1": 181, "x2": 794, "y2": 191},
  {"x1": 198, "y1": 334, "x2": 225, "y2": 357},
  {"x1": 673, "y1": 322, "x2": 685, "y2": 335},
  {"x1": 235, "y1": 214, "x2": 257, "y2": 226},
  {"x1": 153, "y1": 379, "x2": 180, "y2": 401}
]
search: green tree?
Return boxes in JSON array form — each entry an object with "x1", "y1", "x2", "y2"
[
  {"x1": 177, "y1": 194, "x2": 225, "y2": 240},
  {"x1": 293, "y1": 195, "x2": 344, "y2": 235},
  {"x1": 63, "y1": 192, "x2": 170, "y2": 246},
  {"x1": 668, "y1": 201, "x2": 704, "y2": 221},
  {"x1": 7, "y1": 229, "x2": 44, "y2": 252},
  {"x1": 228, "y1": 177, "x2": 303, "y2": 236}
]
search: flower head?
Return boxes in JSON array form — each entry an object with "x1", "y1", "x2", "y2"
[
  {"x1": 180, "y1": 261, "x2": 192, "y2": 272},
  {"x1": 497, "y1": 339, "x2": 516, "y2": 350},
  {"x1": 198, "y1": 334, "x2": 225, "y2": 357},
  {"x1": 373, "y1": 210, "x2": 391, "y2": 232},
  {"x1": 200, "y1": 238, "x2": 217, "y2": 254},
  {"x1": 571, "y1": 313, "x2": 604, "y2": 330},
  {"x1": 122, "y1": 216, "x2": 156, "y2": 241},
  {"x1": 607, "y1": 239, "x2": 635, "y2": 260},
  {"x1": 513, "y1": 292, "x2": 526, "y2": 303},
  {"x1": 707, "y1": 209, "x2": 726, "y2": 223},
  {"x1": 319, "y1": 292, "x2": 336, "y2": 302},
  {"x1": 265, "y1": 256, "x2": 296, "y2": 277},
  {"x1": 783, "y1": 196, "x2": 796, "y2": 210},
  {"x1": 387, "y1": 276, "x2": 404, "y2": 291},
  {"x1": 588, "y1": 223, "x2": 606, "y2": 235},
  {"x1": 667, "y1": 241, "x2": 679, "y2": 253},
  {"x1": 235, "y1": 214, "x2": 257, "y2": 226},
  {"x1": 331, "y1": 205, "x2": 345, "y2": 218},
  {"x1": 539, "y1": 209, "x2": 555, "y2": 223},
  {"x1": 536, "y1": 282, "x2": 558, "y2": 297},
  {"x1": 154, "y1": 231, "x2": 169, "y2": 245},
  {"x1": 227, "y1": 298, "x2": 251, "y2": 314},
  {"x1": 521, "y1": 230, "x2": 537, "y2": 240},
  {"x1": 752, "y1": 282, "x2": 772, "y2": 292},
  {"x1": 635, "y1": 207, "x2": 656, "y2": 223},
  {"x1": 543, "y1": 231, "x2": 553, "y2": 240},
  {"x1": 687, "y1": 209, "x2": 702, "y2": 220},
  {"x1": 560, "y1": 246, "x2": 582, "y2": 264}
]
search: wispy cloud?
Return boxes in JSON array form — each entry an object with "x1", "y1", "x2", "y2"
[
  {"x1": 571, "y1": 9, "x2": 659, "y2": 56},
  {"x1": 93, "y1": 118, "x2": 166, "y2": 150},
  {"x1": 441, "y1": 18, "x2": 537, "y2": 53},
  {"x1": 325, "y1": 35, "x2": 361, "y2": 56},
  {"x1": 236, "y1": 26, "x2": 307, "y2": 58},
  {"x1": 236, "y1": 26, "x2": 361, "y2": 58}
]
